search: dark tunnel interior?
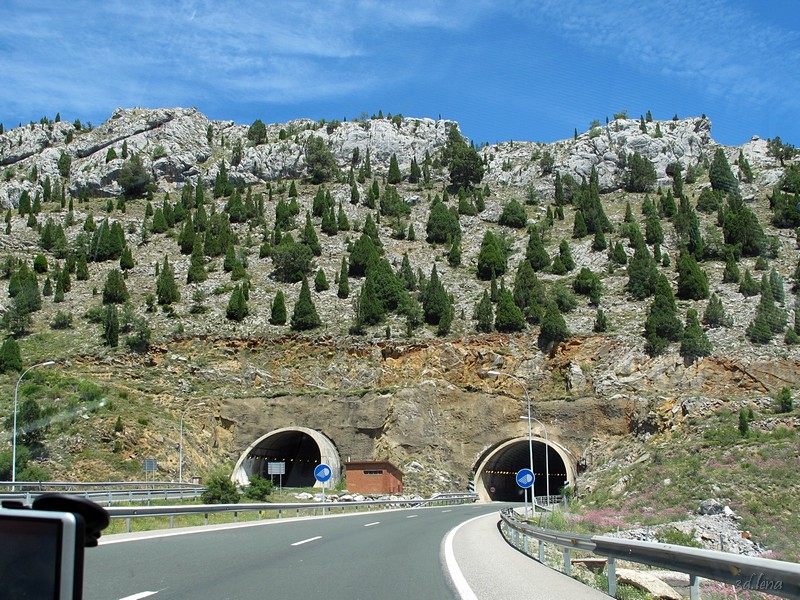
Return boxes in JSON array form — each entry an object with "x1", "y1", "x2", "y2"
[
  {"x1": 245, "y1": 431, "x2": 322, "y2": 487},
  {"x1": 480, "y1": 440, "x2": 567, "y2": 501}
]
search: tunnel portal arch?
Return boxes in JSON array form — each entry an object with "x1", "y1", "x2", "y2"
[
  {"x1": 232, "y1": 427, "x2": 341, "y2": 489},
  {"x1": 473, "y1": 436, "x2": 577, "y2": 503}
]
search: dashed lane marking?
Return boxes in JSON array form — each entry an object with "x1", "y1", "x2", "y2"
[{"x1": 291, "y1": 536, "x2": 322, "y2": 546}]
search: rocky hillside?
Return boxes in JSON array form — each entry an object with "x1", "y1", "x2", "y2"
[{"x1": 0, "y1": 107, "x2": 798, "y2": 557}]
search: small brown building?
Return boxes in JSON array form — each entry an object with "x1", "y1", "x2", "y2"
[{"x1": 344, "y1": 461, "x2": 403, "y2": 495}]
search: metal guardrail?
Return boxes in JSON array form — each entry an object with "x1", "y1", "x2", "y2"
[
  {"x1": 0, "y1": 481, "x2": 206, "y2": 506},
  {"x1": 500, "y1": 508, "x2": 800, "y2": 600},
  {"x1": 106, "y1": 493, "x2": 478, "y2": 533},
  {"x1": 0, "y1": 481, "x2": 203, "y2": 491}
]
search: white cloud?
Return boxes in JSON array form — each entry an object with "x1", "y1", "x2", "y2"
[{"x1": 529, "y1": 0, "x2": 800, "y2": 111}]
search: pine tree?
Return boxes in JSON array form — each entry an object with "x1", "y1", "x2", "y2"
[
  {"x1": 103, "y1": 304, "x2": 119, "y2": 347},
  {"x1": 300, "y1": 212, "x2": 321, "y2": 256},
  {"x1": 573, "y1": 267, "x2": 602, "y2": 305},
  {"x1": 102, "y1": 269, "x2": 129, "y2": 304},
  {"x1": 314, "y1": 268, "x2": 329, "y2": 292},
  {"x1": 357, "y1": 269, "x2": 385, "y2": 326},
  {"x1": 226, "y1": 285, "x2": 248, "y2": 322},
  {"x1": 709, "y1": 147, "x2": 739, "y2": 195},
  {"x1": 769, "y1": 268, "x2": 785, "y2": 304},
  {"x1": 447, "y1": 235, "x2": 462, "y2": 267},
  {"x1": 422, "y1": 265, "x2": 450, "y2": 325},
  {"x1": 494, "y1": 288, "x2": 525, "y2": 332},
  {"x1": 119, "y1": 245, "x2": 134, "y2": 271},
  {"x1": 476, "y1": 231, "x2": 506, "y2": 280},
  {"x1": 746, "y1": 313, "x2": 773, "y2": 344},
  {"x1": 593, "y1": 308, "x2": 608, "y2": 333},
  {"x1": 475, "y1": 291, "x2": 493, "y2": 333},
  {"x1": 187, "y1": 237, "x2": 208, "y2": 283},
  {"x1": 644, "y1": 274, "x2": 683, "y2": 356},
  {"x1": 627, "y1": 243, "x2": 658, "y2": 300},
  {"x1": 269, "y1": 291, "x2": 287, "y2": 325},
  {"x1": 539, "y1": 300, "x2": 570, "y2": 350},
  {"x1": 337, "y1": 257, "x2": 350, "y2": 298},
  {"x1": 681, "y1": 309, "x2": 712, "y2": 363},
  {"x1": 512, "y1": 260, "x2": 546, "y2": 319},
  {"x1": 398, "y1": 253, "x2": 416, "y2": 291},
  {"x1": 572, "y1": 210, "x2": 588, "y2": 238},
  {"x1": 291, "y1": 276, "x2": 321, "y2": 331},
  {"x1": 156, "y1": 256, "x2": 180, "y2": 305},
  {"x1": 409, "y1": 157, "x2": 421, "y2": 183},
  {"x1": 337, "y1": 202, "x2": 350, "y2": 231},
  {"x1": 757, "y1": 273, "x2": 786, "y2": 334},
  {"x1": 0, "y1": 336, "x2": 23, "y2": 373},
  {"x1": 739, "y1": 269, "x2": 760, "y2": 297},
  {"x1": 676, "y1": 250, "x2": 709, "y2": 300},
  {"x1": 348, "y1": 233, "x2": 379, "y2": 277},
  {"x1": 702, "y1": 294, "x2": 729, "y2": 328},
  {"x1": 592, "y1": 228, "x2": 607, "y2": 251},
  {"x1": 526, "y1": 227, "x2": 550, "y2": 271},
  {"x1": 722, "y1": 251, "x2": 741, "y2": 284},
  {"x1": 76, "y1": 253, "x2": 89, "y2": 281},
  {"x1": 387, "y1": 153, "x2": 402, "y2": 184}
]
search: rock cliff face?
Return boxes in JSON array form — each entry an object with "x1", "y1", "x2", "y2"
[
  {"x1": 0, "y1": 107, "x2": 797, "y2": 493},
  {"x1": 0, "y1": 107, "x2": 781, "y2": 208}
]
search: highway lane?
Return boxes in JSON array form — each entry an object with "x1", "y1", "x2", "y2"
[{"x1": 83, "y1": 503, "x2": 507, "y2": 600}]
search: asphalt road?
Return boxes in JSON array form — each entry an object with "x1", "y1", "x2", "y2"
[{"x1": 83, "y1": 503, "x2": 505, "y2": 600}]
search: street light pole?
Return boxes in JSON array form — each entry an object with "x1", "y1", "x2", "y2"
[
  {"x1": 487, "y1": 370, "x2": 550, "y2": 510},
  {"x1": 179, "y1": 402, "x2": 206, "y2": 484},
  {"x1": 520, "y1": 415, "x2": 550, "y2": 504},
  {"x1": 487, "y1": 370, "x2": 534, "y2": 515},
  {"x1": 12, "y1": 360, "x2": 55, "y2": 490}
]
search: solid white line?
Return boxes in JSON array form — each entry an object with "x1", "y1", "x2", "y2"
[
  {"x1": 364, "y1": 521, "x2": 380, "y2": 527},
  {"x1": 291, "y1": 536, "x2": 322, "y2": 546},
  {"x1": 443, "y1": 515, "x2": 487, "y2": 600},
  {"x1": 119, "y1": 592, "x2": 159, "y2": 600}
]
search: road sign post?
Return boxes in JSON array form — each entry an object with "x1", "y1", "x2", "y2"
[
  {"x1": 267, "y1": 461, "x2": 286, "y2": 491},
  {"x1": 516, "y1": 468, "x2": 535, "y2": 518},
  {"x1": 314, "y1": 463, "x2": 332, "y2": 510}
]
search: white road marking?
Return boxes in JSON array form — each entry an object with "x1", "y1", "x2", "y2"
[
  {"x1": 291, "y1": 536, "x2": 322, "y2": 546},
  {"x1": 119, "y1": 592, "x2": 159, "y2": 600},
  {"x1": 442, "y1": 509, "x2": 452, "y2": 513},
  {"x1": 406, "y1": 515, "x2": 419, "y2": 519},
  {"x1": 443, "y1": 515, "x2": 487, "y2": 600},
  {"x1": 364, "y1": 521, "x2": 380, "y2": 527}
]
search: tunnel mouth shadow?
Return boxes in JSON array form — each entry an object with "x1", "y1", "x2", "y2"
[
  {"x1": 473, "y1": 437, "x2": 576, "y2": 502},
  {"x1": 232, "y1": 427, "x2": 341, "y2": 488}
]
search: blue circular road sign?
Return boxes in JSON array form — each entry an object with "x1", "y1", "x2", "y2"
[
  {"x1": 314, "y1": 463, "x2": 332, "y2": 483},
  {"x1": 516, "y1": 468, "x2": 535, "y2": 489}
]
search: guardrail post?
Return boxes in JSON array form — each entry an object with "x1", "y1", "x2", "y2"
[
  {"x1": 538, "y1": 540, "x2": 544, "y2": 562},
  {"x1": 169, "y1": 516, "x2": 174, "y2": 529},
  {"x1": 204, "y1": 513, "x2": 208, "y2": 526},
  {"x1": 233, "y1": 511, "x2": 238, "y2": 523},
  {"x1": 277, "y1": 509, "x2": 281, "y2": 519},
  {"x1": 689, "y1": 575, "x2": 699, "y2": 600},
  {"x1": 296, "y1": 508, "x2": 299, "y2": 518},
  {"x1": 125, "y1": 518, "x2": 131, "y2": 533},
  {"x1": 523, "y1": 534, "x2": 528, "y2": 555},
  {"x1": 563, "y1": 548, "x2": 571, "y2": 576},
  {"x1": 607, "y1": 557, "x2": 617, "y2": 597},
  {"x1": 108, "y1": 491, "x2": 113, "y2": 505}
]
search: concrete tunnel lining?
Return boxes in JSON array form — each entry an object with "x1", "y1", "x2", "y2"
[
  {"x1": 232, "y1": 427, "x2": 341, "y2": 488},
  {"x1": 473, "y1": 436, "x2": 577, "y2": 503}
]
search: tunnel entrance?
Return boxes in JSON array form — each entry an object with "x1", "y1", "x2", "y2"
[
  {"x1": 232, "y1": 427, "x2": 341, "y2": 488},
  {"x1": 473, "y1": 437, "x2": 576, "y2": 502}
]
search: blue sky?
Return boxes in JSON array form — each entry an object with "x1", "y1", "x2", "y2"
[{"x1": 2, "y1": 0, "x2": 798, "y2": 147}]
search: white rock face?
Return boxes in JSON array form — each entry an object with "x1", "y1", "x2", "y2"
[
  {"x1": 0, "y1": 107, "x2": 787, "y2": 209},
  {"x1": 482, "y1": 117, "x2": 713, "y2": 194}
]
